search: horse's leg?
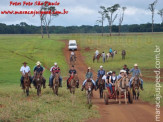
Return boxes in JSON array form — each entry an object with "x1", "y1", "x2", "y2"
[
  {"x1": 119, "y1": 90, "x2": 121, "y2": 104},
  {"x1": 125, "y1": 91, "x2": 127, "y2": 104}
]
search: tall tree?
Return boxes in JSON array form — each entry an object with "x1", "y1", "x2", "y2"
[
  {"x1": 118, "y1": 7, "x2": 127, "y2": 36},
  {"x1": 148, "y1": 0, "x2": 157, "y2": 32},
  {"x1": 101, "y1": 4, "x2": 120, "y2": 36},
  {"x1": 158, "y1": 9, "x2": 163, "y2": 24},
  {"x1": 40, "y1": 3, "x2": 58, "y2": 38},
  {"x1": 97, "y1": 6, "x2": 105, "y2": 36}
]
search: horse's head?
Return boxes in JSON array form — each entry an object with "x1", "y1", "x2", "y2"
[
  {"x1": 24, "y1": 73, "x2": 28, "y2": 78},
  {"x1": 133, "y1": 75, "x2": 140, "y2": 88},
  {"x1": 114, "y1": 50, "x2": 117, "y2": 54}
]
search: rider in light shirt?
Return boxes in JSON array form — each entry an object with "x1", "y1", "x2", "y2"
[
  {"x1": 95, "y1": 50, "x2": 99, "y2": 58},
  {"x1": 20, "y1": 62, "x2": 32, "y2": 88},
  {"x1": 129, "y1": 64, "x2": 144, "y2": 90}
]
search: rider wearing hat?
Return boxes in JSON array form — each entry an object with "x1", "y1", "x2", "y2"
[
  {"x1": 129, "y1": 64, "x2": 144, "y2": 90},
  {"x1": 67, "y1": 65, "x2": 77, "y2": 89},
  {"x1": 81, "y1": 67, "x2": 96, "y2": 91},
  {"x1": 49, "y1": 62, "x2": 62, "y2": 87},
  {"x1": 20, "y1": 62, "x2": 32, "y2": 88},
  {"x1": 33, "y1": 61, "x2": 46, "y2": 88},
  {"x1": 96, "y1": 65, "x2": 105, "y2": 89}
]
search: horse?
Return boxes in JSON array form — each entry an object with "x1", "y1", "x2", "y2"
[
  {"x1": 132, "y1": 75, "x2": 141, "y2": 100},
  {"x1": 122, "y1": 50, "x2": 126, "y2": 60},
  {"x1": 70, "y1": 55, "x2": 76, "y2": 66},
  {"x1": 93, "y1": 53, "x2": 101, "y2": 63},
  {"x1": 85, "y1": 79, "x2": 94, "y2": 104},
  {"x1": 34, "y1": 72, "x2": 43, "y2": 96},
  {"x1": 98, "y1": 76, "x2": 105, "y2": 98},
  {"x1": 69, "y1": 74, "x2": 79, "y2": 94},
  {"x1": 52, "y1": 73, "x2": 60, "y2": 96},
  {"x1": 23, "y1": 73, "x2": 30, "y2": 96},
  {"x1": 106, "y1": 50, "x2": 117, "y2": 61},
  {"x1": 116, "y1": 76, "x2": 129, "y2": 104}
]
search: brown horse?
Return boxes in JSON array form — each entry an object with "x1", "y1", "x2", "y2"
[
  {"x1": 69, "y1": 74, "x2": 79, "y2": 94},
  {"x1": 85, "y1": 79, "x2": 94, "y2": 104},
  {"x1": 122, "y1": 50, "x2": 126, "y2": 60},
  {"x1": 34, "y1": 72, "x2": 43, "y2": 96},
  {"x1": 116, "y1": 76, "x2": 129, "y2": 104},
  {"x1": 23, "y1": 73, "x2": 30, "y2": 96},
  {"x1": 98, "y1": 76, "x2": 105, "y2": 98},
  {"x1": 93, "y1": 53, "x2": 101, "y2": 63},
  {"x1": 132, "y1": 75, "x2": 141, "y2": 100},
  {"x1": 53, "y1": 73, "x2": 60, "y2": 96},
  {"x1": 70, "y1": 55, "x2": 76, "y2": 66}
]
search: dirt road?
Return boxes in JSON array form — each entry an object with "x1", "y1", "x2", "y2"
[{"x1": 62, "y1": 40, "x2": 162, "y2": 122}]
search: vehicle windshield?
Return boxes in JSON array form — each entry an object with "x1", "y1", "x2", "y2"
[{"x1": 70, "y1": 43, "x2": 76, "y2": 46}]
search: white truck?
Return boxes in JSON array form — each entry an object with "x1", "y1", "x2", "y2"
[{"x1": 68, "y1": 40, "x2": 77, "y2": 51}]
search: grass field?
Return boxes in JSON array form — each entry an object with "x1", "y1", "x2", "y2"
[{"x1": 0, "y1": 33, "x2": 163, "y2": 121}]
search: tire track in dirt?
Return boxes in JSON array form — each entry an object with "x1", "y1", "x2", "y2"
[{"x1": 62, "y1": 40, "x2": 163, "y2": 122}]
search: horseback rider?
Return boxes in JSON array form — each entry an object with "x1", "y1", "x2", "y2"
[
  {"x1": 49, "y1": 62, "x2": 62, "y2": 87},
  {"x1": 96, "y1": 65, "x2": 105, "y2": 89},
  {"x1": 107, "y1": 71, "x2": 117, "y2": 94},
  {"x1": 20, "y1": 62, "x2": 32, "y2": 89},
  {"x1": 129, "y1": 64, "x2": 144, "y2": 90},
  {"x1": 109, "y1": 48, "x2": 113, "y2": 55},
  {"x1": 81, "y1": 67, "x2": 96, "y2": 91},
  {"x1": 67, "y1": 65, "x2": 77, "y2": 89},
  {"x1": 70, "y1": 51, "x2": 76, "y2": 60},
  {"x1": 95, "y1": 50, "x2": 99, "y2": 58},
  {"x1": 123, "y1": 64, "x2": 130, "y2": 75},
  {"x1": 33, "y1": 61, "x2": 46, "y2": 89}
]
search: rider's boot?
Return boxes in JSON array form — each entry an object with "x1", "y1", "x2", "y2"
[
  {"x1": 140, "y1": 84, "x2": 144, "y2": 91},
  {"x1": 81, "y1": 85, "x2": 84, "y2": 91}
]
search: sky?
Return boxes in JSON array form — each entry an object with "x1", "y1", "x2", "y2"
[{"x1": 0, "y1": 0, "x2": 162, "y2": 26}]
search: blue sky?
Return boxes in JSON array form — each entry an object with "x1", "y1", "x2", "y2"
[{"x1": 0, "y1": 0, "x2": 163, "y2": 26}]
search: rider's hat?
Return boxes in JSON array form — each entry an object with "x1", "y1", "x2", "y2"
[
  {"x1": 120, "y1": 70, "x2": 126, "y2": 73},
  {"x1": 134, "y1": 64, "x2": 138, "y2": 67},
  {"x1": 36, "y1": 61, "x2": 41, "y2": 66},
  {"x1": 88, "y1": 67, "x2": 91, "y2": 70},
  {"x1": 54, "y1": 62, "x2": 57, "y2": 65},
  {"x1": 100, "y1": 65, "x2": 103, "y2": 68},
  {"x1": 22, "y1": 62, "x2": 27, "y2": 64}
]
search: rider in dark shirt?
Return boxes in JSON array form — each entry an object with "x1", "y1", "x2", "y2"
[
  {"x1": 123, "y1": 64, "x2": 130, "y2": 75},
  {"x1": 67, "y1": 65, "x2": 77, "y2": 88}
]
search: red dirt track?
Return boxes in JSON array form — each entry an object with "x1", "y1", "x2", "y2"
[{"x1": 62, "y1": 40, "x2": 162, "y2": 122}]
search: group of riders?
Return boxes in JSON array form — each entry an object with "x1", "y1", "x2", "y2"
[
  {"x1": 20, "y1": 58, "x2": 144, "y2": 92},
  {"x1": 80, "y1": 63, "x2": 144, "y2": 92}
]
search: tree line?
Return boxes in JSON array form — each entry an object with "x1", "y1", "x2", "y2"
[{"x1": 0, "y1": 22, "x2": 163, "y2": 34}]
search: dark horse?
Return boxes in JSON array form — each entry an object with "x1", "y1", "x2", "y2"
[
  {"x1": 122, "y1": 50, "x2": 126, "y2": 60},
  {"x1": 93, "y1": 53, "x2": 101, "y2": 63},
  {"x1": 132, "y1": 75, "x2": 141, "y2": 100},
  {"x1": 98, "y1": 76, "x2": 105, "y2": 98},
  {"x1": 53, "y1": 73, "x2": 60, "y2": 96},
  {"x1": 85, "y1": 79, "x2": 94, "y2": 104},
  {"x1": 23, "y1": 73, "x2": 30, "y2": 96},
  {"x1": 33, "y1": 72, "x2": 43, "y2": 96},
  {"x1": 69, "y1": 74, "x2": 79, "y2": 94},
  {"x1": 70, "y1": 55, "x2": 76, "y2": 66}
]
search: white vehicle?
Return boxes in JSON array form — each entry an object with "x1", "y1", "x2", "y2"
[{"x1": 68, "y1": 40, "x2": 77, "y2": 51}]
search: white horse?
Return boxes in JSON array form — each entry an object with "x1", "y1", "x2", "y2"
[{"x1": 106, "y1": 50, "x2": 117, "y2": 61}]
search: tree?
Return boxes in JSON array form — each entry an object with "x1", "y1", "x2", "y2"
[
  {"x1": 158, "y1": 9, "x2": 163, "y2": 24},
  {"x1": 118, "y1": 7, "x2": 127, "y2": 36},
  {"x1": 148, "y1": 0, "x2": 157, "y2": 32},
  {"x1": 101, "y1": 4, "x2": 120, "y2": 36},
  {"x1": 40, "y1": 2, "x2": 58, "y2": 38},
  {"x1": 97, "y1": 6, "x2": 105, "y2": 36}
]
